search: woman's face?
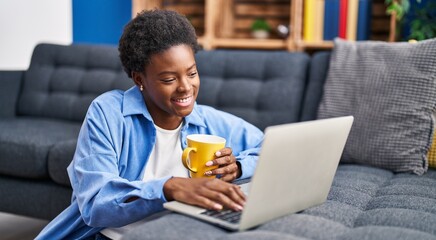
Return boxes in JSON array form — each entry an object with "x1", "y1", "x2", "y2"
[{"x1": 134, "y1": 44, "x2": 199, "y2": 129}]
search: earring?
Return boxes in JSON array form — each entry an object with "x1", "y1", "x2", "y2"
[{"x1": 139, "y1": 85, "x2": 144, "y2": 91}]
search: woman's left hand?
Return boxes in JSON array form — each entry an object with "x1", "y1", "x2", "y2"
[{"x1": 204, "y1": 147, "x2": 241, "y2": 182}]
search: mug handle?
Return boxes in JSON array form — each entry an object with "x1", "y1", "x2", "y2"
[{"x1": 182, "y1": 147, "x2": 197, "y2": 173}]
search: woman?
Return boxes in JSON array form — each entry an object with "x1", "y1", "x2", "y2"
[{"x1": 36, "y1": 9, "x2": 263, "y2": 240}]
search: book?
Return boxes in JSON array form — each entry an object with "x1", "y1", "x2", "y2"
[
  {"x1": 338, "y1": 0, "x2": 348, "y2": 39},
  {"x1": 357, "y1": 0, "x2": 372, "y2": 40},
  {"x1": 314, "y1": 0, "x2": 325, "y2": 41},
  {"x1": 323, "y1": 0, "x2": 340, "y2": 40},
  {"x1": 346, "y1": 0, "x2": 359, "y2": 40},
  {"x1": 304, "y1": 0, "x2": 316, "y2": 42}
]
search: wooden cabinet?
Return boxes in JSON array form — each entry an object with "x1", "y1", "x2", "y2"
[{"x1": 133, "y1": 0, "x2": 391, "y2": 52}]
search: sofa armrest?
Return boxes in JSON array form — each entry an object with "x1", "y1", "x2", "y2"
[{"x1": 0, "y1": 71, "x2": 23, "y2": 117}]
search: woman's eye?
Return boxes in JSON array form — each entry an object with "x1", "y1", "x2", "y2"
[
  {"x1": 161, "y1": 78, "x2": 175, "y2": 83},
  {"x1": 188, "y1": 72, "x2": 197, "y2": 78}
]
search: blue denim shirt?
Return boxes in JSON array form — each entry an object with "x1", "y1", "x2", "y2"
[{"x1": 36, "y1": 87, "x2": 263, "y2": 239}]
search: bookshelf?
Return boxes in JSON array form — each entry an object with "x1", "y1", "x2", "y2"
[
  {"x1": 199, "y1": 0, "x2": 297, "y2": 51},
  {"x1": 132, "y1": 0, "x2": 392, "y2": 52}
]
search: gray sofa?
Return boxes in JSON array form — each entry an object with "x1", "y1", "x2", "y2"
[
  {"x1": 0, "y1": 44, "x2": 133, "y2": 220},
  {"x1": 0, "y1": 43, "x2": 435, "y2": 239}
]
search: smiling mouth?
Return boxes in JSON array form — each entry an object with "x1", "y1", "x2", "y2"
[
  {"x1": 173, "y1": 96, "x2": 191, "y2": 103},
  {"x1": 172, "y1": 96, "x2": 193, "y2": 106}
]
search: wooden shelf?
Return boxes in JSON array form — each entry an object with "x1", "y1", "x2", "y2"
[
  {"x1": 296, "y1": 41, "x2": 334, "y2": 50},
  {"x1": 198, "y1": 37, "x2": 289, "y2": 50},
  {"x1": 133, "y1": 0, "x2": 393, "y2": 52}
]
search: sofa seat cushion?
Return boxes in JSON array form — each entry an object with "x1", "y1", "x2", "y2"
[
  {"x1": 122, "y1": 164, "x2": 436, "y2": 240},
  {"x1": 0, "y1": 117, "x2": 80, "y2": 179},
  {"x1": 48, "y1": 139, "x2": 77, "y2": 187}
]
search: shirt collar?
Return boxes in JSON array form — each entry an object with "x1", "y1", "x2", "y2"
[
  {"x1": 122, "y1": 86, "x2": 152, "y2": 121},
  {"x1": 122, "y1": 86, "x2": 206, "y2": 128},
  {"x1": 184, "y1": 103, "x2": 206, "y2": 128}
]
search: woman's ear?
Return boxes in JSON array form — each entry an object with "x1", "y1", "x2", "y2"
[{"x1": 131, "y1": 71, "x2": 143, "y2": 87}]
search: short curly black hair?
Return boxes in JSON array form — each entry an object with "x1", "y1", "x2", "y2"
[{"x1": 119, "y1": 9, "x2": 200, "y2": 78}]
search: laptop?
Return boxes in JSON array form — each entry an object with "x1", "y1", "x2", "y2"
[{"x1": 164, "y1": 116, "x2": 354, "y2": 231}]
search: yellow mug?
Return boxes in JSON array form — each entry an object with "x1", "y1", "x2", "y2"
[{"x1": 182, "y1": 134, "x2": 226, "y2": 178}]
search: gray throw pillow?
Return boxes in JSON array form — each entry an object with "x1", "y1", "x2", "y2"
[{"x1": 317, "y1": 38, "x2": 436, "y2": 175}]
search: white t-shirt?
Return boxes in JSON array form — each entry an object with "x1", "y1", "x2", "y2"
[
  {"x1": 142, "y1": 123, "x2": 189, "y2": 182},
  {"x1": 101, "y1": 123, "x2": 188, "y2": 239}
]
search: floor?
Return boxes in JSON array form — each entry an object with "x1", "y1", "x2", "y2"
[{"x1": 0, "y1": 212, "x2": 48, "y2": 240}]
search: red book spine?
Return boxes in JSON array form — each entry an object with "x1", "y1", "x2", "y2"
[{"x1": 339, "y1": 0, "x2": 348, "y2": 38}]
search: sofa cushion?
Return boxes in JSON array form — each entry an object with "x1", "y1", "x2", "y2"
[
  {"x1": 0, "y1": 175, "x2": 73, "y2": 220},
  {"x1": 317, "y1": 38, "x2": 436, "y2": 175},
  {"x1": 48, "y1": 139, "x2": 77, "y2": 186},
  {"x1": 0, "y1": 117, "x2": 80, "y2": 178},
  {"x1": 122, "y1": 164, "x2": 436, "y2": 240},
  {"x1": 0, "y1": 71, "x2": 23, "y2": 117},
  {"x1": 17, "y1": 43, "x2": 134, "y2": 122},
  {"x1": 195, "y1": 50, "x2": 310, "y2": 130},
  {"x1": 300, "y1": 51, "x2": 331, "y2": 121}
]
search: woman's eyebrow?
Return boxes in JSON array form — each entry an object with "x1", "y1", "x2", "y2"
[
  {"x1": 187, "y1": 63, "x2": 196, "y2": 70},
  {"x1": 157, "y1": 63, "x2": 197, "y2": 76},
  {"x1": 158, "y1": 70, "x2": 177, "y2": 76}
]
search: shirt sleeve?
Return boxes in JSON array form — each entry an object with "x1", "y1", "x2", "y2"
[
  {"x1": 67, "y1": 101, "x2": 169, "y2": 228},
  {"x1": 232, "y1": 121, "x2": 263, "y2": 180},
  {"x1": 236, "y1": 150, "x2": 260, "y2": 180}
]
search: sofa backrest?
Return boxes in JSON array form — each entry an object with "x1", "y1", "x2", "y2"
[
  {"x1": 17, "y1": 43, "x2": 133, "y2": 122},
  {"x1": 17, "y1": 44, "x2": 327, "y2": 129},
  {"x1": 195, "y1": 50, "x2": 311, "y2": 130},
  {"x1": 300, "y1": 51, "x2": 331, "y2": 121}
]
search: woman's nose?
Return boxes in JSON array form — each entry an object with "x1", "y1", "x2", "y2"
[{"x1": 177, "y1": 78, "x2": 191, "y2": 92}]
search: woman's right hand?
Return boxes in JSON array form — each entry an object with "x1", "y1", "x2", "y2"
[{"x1": 163, "y1": 177, "x2": 246, "y2": 211}]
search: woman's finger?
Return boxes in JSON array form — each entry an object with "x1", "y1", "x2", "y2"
[
  {"x1": 203, "y1": 179, "x2": 245, "y2": 211},
  {"x1": 215, "y1": 147, "x2": 232, "y2": 157},
  {"x1": 206, "y1": 148, "x2": 234, "y2": 166},
  {"x1": 208, "y1": 162, "x2": 238, "y2": 176},
  {"x1": 206, "y1": 154, "x2": 235, "y2": 167}
]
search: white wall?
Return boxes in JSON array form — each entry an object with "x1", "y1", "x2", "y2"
[{"x1": 0, "y1": 0, "x2": 72, "y2": 70}]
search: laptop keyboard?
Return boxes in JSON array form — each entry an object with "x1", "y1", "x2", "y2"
[
  {"x1": 199, "y1": 182, "x2": 249, "y2": 224},
  {"x1": 201, "y1": 209, "x2": 242, "y2": 224}
]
